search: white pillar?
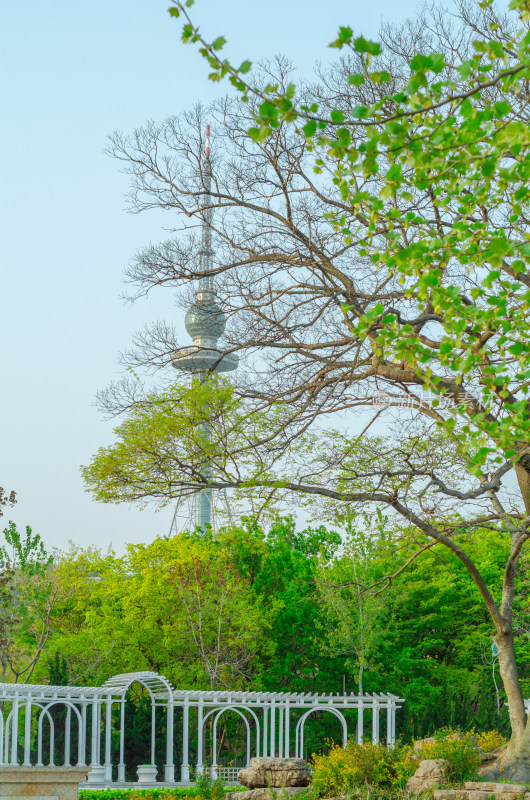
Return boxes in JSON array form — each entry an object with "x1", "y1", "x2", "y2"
[
  {"x1": 90, "y1": 700, "x2": 99, "y2": 766},
  {"x1": 212, "y1": 711, "x2": 219, "y2": 769},
  {"x1": 65, "y1": 705, "x2": 71, "y2": 766},
  {"x1": 118, "y1": 700, "x2": 125, "y2": 783},
  {"x1": 80, "y1": 701, "x2": 87, "y2": 766},
  {"x1": 36, "y1": 710, "x2": 44, "y2": 766},
  {"x1": 181, "y1": 700, "x2": 190, "y2": 783},
  {"x1": 372, "y1": 698, "x2": 379, "y2": 744},
  {"x1": 357, "y1": 696, "x2": 364, "y2": 744},
  {"x1": 278, "y1": 706, "x2": 283, "y2": 758},
  {"x1": 11, "y1": 697, "x2": 19, "y2": 765},
  {"x1": 165, "y1": 702, "x2": 175, "y2": 783},
  {"x1": 23, "y1": 695, "x2": 31, "y2": 766},
  {"x1": 196, "y1": 699, "x2": 204, "y2": 775},
  {"x1": 262, "y1": 707, "x2": 268, "y2": 757},
  {"x1": 284, "y1": 705, "x2": 289, "y2": 757},
  {"x1": 269, "y1": 702, "x2": 275, "y2": 758},
  {"x1": 0, "y1": 709, "x2": 4, "y2": 766},
  {"x1": 104, "y1": 697, "x2": 112, "y2": 782},
  {"x1": 151, "y1": 704, "x2": 156, "y2": 765},
  {"x1": 49, "y1": 712, "x2": 55, "y2": 767},
  {"x1": 386, "y1": 700, "x2": 393, "y2": 748}
]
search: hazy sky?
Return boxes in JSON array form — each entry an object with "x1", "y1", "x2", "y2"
[{"x1": 1, "y1": 0, "x2": 423, "y2": 554}]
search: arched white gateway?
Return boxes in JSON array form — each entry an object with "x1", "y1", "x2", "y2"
[
  {"x1": 0, "y1": 673, "x2": 404, "y2": 788},
  {"x1": 295, "y1": 706, "x2": 347, "y2": 758}
]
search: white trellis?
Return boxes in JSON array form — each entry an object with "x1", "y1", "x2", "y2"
[{"x1": 0, "y1": 671, "x2": 404, "y2": 788}]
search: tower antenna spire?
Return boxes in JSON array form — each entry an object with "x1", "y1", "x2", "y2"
[{"x1": 170, "y1": 125, "x2": 238, "y2": 533}]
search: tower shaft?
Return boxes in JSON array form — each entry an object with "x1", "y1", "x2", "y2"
[{"x1": 171, "y1": 125, "x2": 238, "y2": 532}]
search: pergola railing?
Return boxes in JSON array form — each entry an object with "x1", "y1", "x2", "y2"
[{"x1": 0, "y1": 671, "x2": 405, "y2": 788}]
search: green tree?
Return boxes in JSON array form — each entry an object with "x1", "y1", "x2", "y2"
[
  {"x1": 85, "y1": 0, "x2": 530, "y2": 776},
  {"x1": 0, "y1": 521, "x2": 58, "y2": 683},
  {"x1": 0, "y1": 488, "x2": 16, "y2": 517},
  {"x1": 49, "y1": 533, "x2": 268, "y2": 689}
]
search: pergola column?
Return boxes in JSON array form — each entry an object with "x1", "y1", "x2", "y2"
[
  {"x1": 151, "y1": 703, "x2": 156, "y2": 765},
  {"x1": 104, "y1": 697, "x2": 113, "y2": 782},
  {"x1": 387, "y1": 700, "x2": 396, "y2": 748},
  {"x1": 164, "y1": 701, "x2": 175, "y2": 783},
  {"x1": 118, "y1": 699, "x2": 125, "y2": 782},
  {"x1": 181, "y1": 700, "x2": 190, "y2": 783},
  {"x1": 284, "y1": 704, "x2": 290, "y2": 757},
  {"x1": 11, "y1": 696, "x2": 19, "y2": 765},
  {"x1": 262, "y1": 707, "x2": 268, "y2": 757},
  {"x1": 357, "y1": 695, "x2": 364, "y2": 744},
  {"x1": 196, "y1": 698, "x2": 204, "y2": 775},
  {"x1": 269, "y1": 701, "x2": 275, "y2": 758},
  {"x1": 90, "y1": 699, "x2": 100, "y2": 767},
  {"x1": 64, "y1": 706, "x2": 71, "y2": 766},
  {"x1": 80, "y1": 701, "x2": 87, "y2": 766},
  {"x1": 372, "y1": 698, "x2": 380, "y2": 744},
  {"x1": 23, "y1": 694, "x2": 31, "y2": 766}
]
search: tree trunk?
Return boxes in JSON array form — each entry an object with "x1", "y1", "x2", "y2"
[
  {"x1": 483, "y1": 628, "x2": 530, "y2": 780},
  {"x1": 496, "y1": 629, "x2": 526, "y2": 748}
]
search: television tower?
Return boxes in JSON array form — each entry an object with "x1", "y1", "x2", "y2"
[{"x1": 170, "y1": 126, "x2": 238, "y2": 533}]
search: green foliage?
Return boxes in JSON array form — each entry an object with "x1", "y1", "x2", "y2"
[
  {"x1": 0, "y1": 487, "x2": 16, "y2": 517},
  {"x1": 0, "y1": 521, "x2": 55, "y2": 682},
  {"x1": 79, "y1": 789, "x2": 237, "y2": 800},
  {"x1": 311, "y1": 740, "x2": 407, "y2": 795},
  {"x1": 40, "y1": 518, "x2": 518, "y2": 762},
  {"x1": 162, "y1": 0, "x2": 530, "y2": 493},
  {"x1": 415, "y1": 730, "x2": 481, "y2": 783},
  {"x1": 310, "y1": 729, "x2": 495, "y2": 796},
  {"x1": 194, "y1": 769, "x2": 225, "y2": 800}
]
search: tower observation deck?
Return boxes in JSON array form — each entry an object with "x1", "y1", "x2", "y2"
[{"x1": 170, "y1": 126, "x2": 238, "y2": 531}]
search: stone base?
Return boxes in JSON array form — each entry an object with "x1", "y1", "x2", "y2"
[
  {"x1": 137, "y1": 764, "x2": 158, "y2": 784},
  {"x1": 226, "y1": 788, "x2": 308, "y2": 800},
  {"x1": 238, "y1": 758, "x2": 311, "y2": 789},
  {"x1": 433, "y1": 782, "x2": 529, "y2": 800},
  {"x1": 0, "y1": 766, "x2": 88, "y2": 800}
]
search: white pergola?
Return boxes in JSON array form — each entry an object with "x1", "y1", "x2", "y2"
[{"x1": 0, "y1": 671, "x2": 404, "y2": 788}]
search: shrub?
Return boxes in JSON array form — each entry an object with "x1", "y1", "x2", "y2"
[
  {"x1": 310, "y1": 728, "x2": 503, "y2": 796},
  {"x1": 475, "y1": 730, "x2": 508, "y2": 753},
  {"x1": 80, "y1": 786, "x2": 235, "y2": 800},
  {"x1": 311, "y1": 741, "x2": 405, "y2": 796},
  {"x1": 194, "y1": 770, "x2": 225, "y2": 800},
  {"x1": 414, "y1": 729, "x2": 481, "y2": 783}
]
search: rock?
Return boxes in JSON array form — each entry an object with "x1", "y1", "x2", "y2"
[
  {"x1": 434, "y1": 792, "x2": 525, "y2": 800},
  {"x1": 226, "y1": 788, "x2": 308, "y2": 800},
  {"x1": 414, "y1": 737, "x2": 436, "y2": 751},
  {"x1": 407, "y1": 759, "x2": 448, "y2": 793},
  {"x1": 238, "y1": 758, "x2": 311, "y2": 789},
  {"x1": 433, "y1": 786, "x2": 526, "y2": 800},
  {"x1": 464, "y1": 783, "x2": 526, "y2": 796}
]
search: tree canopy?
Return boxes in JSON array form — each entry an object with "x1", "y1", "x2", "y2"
[{"x1": 82, "y1": 0, "x2": 530, "y2": 776}]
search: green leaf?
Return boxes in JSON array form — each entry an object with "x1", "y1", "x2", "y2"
[
  {"x1": 353, "y1": 36, "x2": 381, "y2": 55},
  {"x1": 302, "y1": 120, "x2": 317, "y2": 137},
  {"x1": 212, "y1": 36, "x2": 227, "y2": 51},
  {"x1": 331, "y1": 109, "x2": 345, "y2": 123},
  {"x1": 508, "y1": 342, "x2": 528, "y2": 356},
  {"x1": 259, "y1": 101, "x2": 279, "y2": 121}
]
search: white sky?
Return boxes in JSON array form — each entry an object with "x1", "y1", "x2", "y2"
[{"x1": 1, "y1": 0, "x2": 423, "y2": 554}]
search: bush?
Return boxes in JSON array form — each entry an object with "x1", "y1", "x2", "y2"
[
  {"x1": 310, "y1": 728, "x2": 504, "y2": 796},
  {"x1": 475, "y1": 730, "x2": 508, "y2": 753},
  {"x1": 311, "y1": 741, "x2": 405, "y2": 796},
  {"x1": 80, "y1": 786, "x2": 235, "y2": 800}
]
